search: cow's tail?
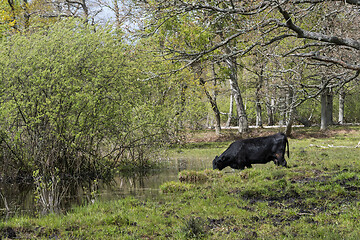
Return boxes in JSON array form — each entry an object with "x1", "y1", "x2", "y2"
[{"x1": 285, "y1": 135, "x2": 290, "y2": 158}]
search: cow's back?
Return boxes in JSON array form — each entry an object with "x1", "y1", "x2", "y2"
[
  {"x1": 220, "y1": 140, "x2": 244, "y2": 159},
  {"x1": 240, "y1": 133, "x2": 286, "y2": 163}
]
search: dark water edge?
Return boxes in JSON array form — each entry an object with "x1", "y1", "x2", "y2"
[{"x1": 0, "y1": 156, "x2": 210, "y2": 219}]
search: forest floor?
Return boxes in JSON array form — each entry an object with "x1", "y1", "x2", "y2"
[
  {"x1": 186, "y1": 125, "x2": 360, "y2": 142},
  {"x1": 1, "y1": 126, "x2": 360, "y2": 239}
]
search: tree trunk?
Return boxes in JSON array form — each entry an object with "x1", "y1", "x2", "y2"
[
  {"x1": 23, "y1": 0, "x2": 30, "y2": 30},
  {"x1": 225, "y1": 57, "x2": 248, "y2": 133},
  {"x1": 279, "y1": 95, "x2": 286, "y2": 126},
  {"x1": 202, "y1": 83, "x2": 221, "y2": 134},
  {"x1": 266, "y1": 98, "x2": 275, "y2": 126},
  {"x1": 177, "y1": 83, "x2": 187, "y2": 128},
  {"x1": 326, "y1": 92, "x2": 333, "y2": 126},
  {"x1": 199, "y1": 78, "x2": 221, "y2": 135},
  {"x1": 285, "y1": 114, "x2": 294, "y2": 136},
  {"x1": 226, "y1": 93, "x2": 234, "y2": 127},
  {"x1": 255, "y1": 72, "x2": 263, "y2": 128},
  {"x1": 255, "y1": 100, "x2": 262, "y2": 127},
  {"x1": 285, "y1": 89, "x2": 294, "y2": 136},
  {"x1": 211, "y1": 63, "x2": 221, "y2": 135},
  {"x1": 213, "y1": 110, "x2": 221, "y2": 135},
  {"x1": 339, "y1": 90, "x2": 345, "y2": 125},
  {"x1": 320, "y1": 92, "x2": 327, "y2": 131},
  {"x1": 81, "y1": 0, "x2": 89, "y2": 21},
  {"x1": 114, "y1": 1, "x2": 121, "y2": 28},
  {"x1": 320, "y1": 88, "x2": 333, "y2": 130},
  {"x1": 191, "y1": 61, "x2": 221, "y2": 134}
]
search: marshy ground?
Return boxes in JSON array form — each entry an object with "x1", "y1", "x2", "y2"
[{"x1": 1, "y1": 126, "x2": 360, "y2": 239}]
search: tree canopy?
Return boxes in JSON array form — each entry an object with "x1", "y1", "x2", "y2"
[{"x1": 137, "y1": 0, "x2": 360, "y2": 132}]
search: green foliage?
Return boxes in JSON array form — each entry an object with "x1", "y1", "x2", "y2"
[
  {"x1": 0, "y1": 20, "x2": 188, "y2": 179},
  {"x1": 0, "y1": 0, "x2": 19, "y2": 36},
  {"x1": 0, "y1": 0, "x2": 58, "y2": 37}
]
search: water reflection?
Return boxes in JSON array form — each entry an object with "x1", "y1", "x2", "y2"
[
  {"x1": 0, "y1": 156, "x2": 211, "y2": 218},
  {"x1": 0, "y1": 181, "x2": 34, "y2": 218}
]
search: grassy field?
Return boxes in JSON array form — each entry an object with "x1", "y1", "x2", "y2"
[{"x1": 1, "y1": 126, "x2": 360, "y2": 239}]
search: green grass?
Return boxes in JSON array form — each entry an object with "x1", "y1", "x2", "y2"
[{"x1": 1, "y1": 126, "x2": 360, "y2": 239}]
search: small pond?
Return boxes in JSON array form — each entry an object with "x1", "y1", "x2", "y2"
[{"x1": 0, "y1": 156, "x2": 212, "y2": 219}]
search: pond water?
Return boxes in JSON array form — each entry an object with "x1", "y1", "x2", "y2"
[{"x1": 0, "y1": 156, "x2": 212, "y2": 219}]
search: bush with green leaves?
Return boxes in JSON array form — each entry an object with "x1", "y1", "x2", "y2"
[{"x1": 0, "y1": 20, "x2": 186, "y2": 179}]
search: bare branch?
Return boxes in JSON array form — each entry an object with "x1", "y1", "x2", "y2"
[
  {"x1": 293, "y1": 0, "x2": 360, "y2": 6},
  {"x1": 186, "y1": 1, "x2": 271, "y2": 16},
  {"x1": 291, "y1": 52, "x2": 360, "y2": 71},
  {"x1": 277, "y1": 6, "x2": 360, "y2": 50},
  {"x1": 283, "y1": 42, "x2": 333, "y2": 56}
]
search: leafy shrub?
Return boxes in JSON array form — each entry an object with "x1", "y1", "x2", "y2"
[{"x1": 0, "y1": 20, "x2": 186, "y2": 180}]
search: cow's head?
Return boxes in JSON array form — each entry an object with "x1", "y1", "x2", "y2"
[
  {"x1": 274, "y1": 157, "x2": 287, "y2": 167},
  {"x1": 213, "y1": 156, "x2": 226, "y2": 170}
]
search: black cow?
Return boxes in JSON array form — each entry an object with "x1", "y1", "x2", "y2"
[{"x1": 213, "y1": 133, "x2": 289, "y2": 170}]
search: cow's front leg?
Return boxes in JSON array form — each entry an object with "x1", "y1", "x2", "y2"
[
  {"x1": 246, "y1": 164, "x2": 252, "y2": 168},
  {"x1": 273, "y1": 159, "x2": 280, "y2": 166},
  {"x1": 231, "y1": 162, "x2": 245, "y2": 170}
]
